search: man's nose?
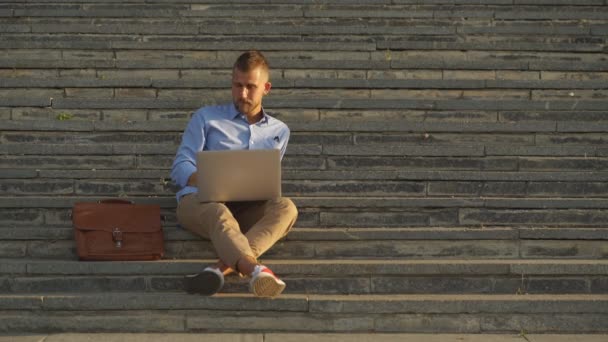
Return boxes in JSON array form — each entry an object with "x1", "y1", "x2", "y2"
[{"x1": 239, "y1": 87, "x2": 248, "y2": 98}]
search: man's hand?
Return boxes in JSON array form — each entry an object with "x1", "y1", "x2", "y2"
[{"x1": 187, "y1": 172, "x2": 197, "y2": 187}]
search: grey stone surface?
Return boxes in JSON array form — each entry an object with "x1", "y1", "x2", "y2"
[
  {"x1": 1, "y1": 155, "x2": 136, "y2": 169},
  {"x1": 428, "y1": 181, "x2": 526, "y2": 197},
  {"x1": 8, "y1": 258, "x2": 608, "y2": 278},
  {"x1": 30, "y1": 19, "x2": 199, "y2": 35},
  {"x1": 323, "y1": 145, "x2": 484, "y2": 157},
  {"x1": 282, "y1": 170, "x2": 608, "y2": 182},
  {"x1": 519, "y1": 228, "x2": 608, "y2": 240},
  {"x1": 308, "y1": 295, "x2": 608, "y2": 314},
  {"x1": 525, "y1": 278, "x2": 589, "y2": 294},
  {"x1": 0, "y1": 261, "x2": 27, "y2": 274},
  {"x1": 9, "y1": 276, "x2": 147, "y2": 293},
  {"x1": 557, "y1": 122, "x2": 608, "y2": 133},
  {"x1": 40, "y1": 334, "x2": 263, "y2": 342},
  {"x1": 483, "y1": 198, "x2": 608, "y2": 209},
  {"x1": 460, "y1": 209, "x2": 608, "y2": 226},
  {"x1": 2, "y1": 334, "x2": 608, "y2": 342},
  {"x1": 0, "y1": 119, "x2": 94, "y2": 131},
  {"x1": 495, "y1": 7, "x2": 608, "y2": 20},
  {"x1": 0, "y1": 143, "x2": 174, "y2": 155},
  {"x1": 309, "y1": 240, "x2": 519, "y2": 258},
  {"x1": 527, "y1": 182, "x2": 608, "y2": 197},
  {"x1": 0, "y1": 296, "x2": 42, "y2": 310},
  {"x1": 371, "y1": 277, "x2": 495, "y2": 294},
  {"x1": 0, "y1": 77, "x2": 150, "y2": 88},
  {"x1": 286, "y1": 227, "x2": 518, "y2": 241},
  {"x1": 480, "y1": 314, "x2": 608, "y2": 333},
  {"x1": 0, "y1": 311, "x2": 186, "y2": 333},
  {"x1": 186, "y1": 312, "x2": 375, "y2": 332},
  {"x1": 0, "y1": 169, "x2": 38, "y2": 178},
  {"x1": 52, "y1": 98, "x2": 202, "y2": 110},
  {"x1": 486, "y1": 146, "x2": 599, "y2": 157},
  {"x1": 0, "y1": 209, "x2": 43, "y2": 226},
  {"x1": 42, "y1": 293, "x2": 308, "y2": 311},
  {"x1": 527, "y1": 335, "x2": 608, "y2": 342},
  {"x1": 1, "y1": 2, "x2": 608, "y2": 335},
  {"x1": 377, "y1": 37, "x2": 603, "y2": 53},
  {"x1": 23, "y1": 243, "x2": 74, "y2": 260},
  {"x1": 499, "y1": 111, "x2": 608, "y2": 122},
  {"x1": 326, "y1": 156, "x2": 519, "y2": 171},
  {"x1": 375, "y1": 314, "x2": 480, "y2": 333},
  {"x1": 268, "y1": 333, "x2": 530, "y2": 342},
  {"x1": 509, "y1": 261, "x2": 608, "y2": 275},
  {"x1": 0, "y1": 180, "x2": 74, "y2": 195},
  {"x1": 0, "y1": 228, "x2": 73, "y2": 240},
  {"x1": 283, "y1": 180, "x2": 426, "y2": 197},
  {"x1": 521, "y1": 240, "x2": 608, "y2": 258},
  {"x1": 290, "y1": 120, "x2": 556, "y2": 133}
]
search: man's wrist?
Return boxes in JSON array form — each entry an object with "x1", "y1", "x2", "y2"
[{"x1": 187, "y1": 172, "x2": 197, "y2": 186}]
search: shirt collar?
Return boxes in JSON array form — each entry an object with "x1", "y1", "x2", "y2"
[{"x1": 231, "y1": 103, "x2": 269, "y2": 125}]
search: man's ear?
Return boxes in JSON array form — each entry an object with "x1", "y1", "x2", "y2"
[{"x1": 264, "y1": 82, "x2": 272, "y2": 95}]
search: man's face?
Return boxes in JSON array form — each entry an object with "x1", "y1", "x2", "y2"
[{"x1": 232, "y1": 66, "x2": 271, "y2": 117}]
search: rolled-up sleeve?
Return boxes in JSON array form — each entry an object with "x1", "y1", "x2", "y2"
[
  {"x1": 279, "y1": 127, "x2": 290, "y2": 161},
  {"x1": 170, "y1": 113, "x2": 205, "y2": 188}
]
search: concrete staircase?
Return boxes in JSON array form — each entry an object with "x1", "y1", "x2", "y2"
[{"x1": 1, "y1": 0, "x2": 607, "y2": 334}]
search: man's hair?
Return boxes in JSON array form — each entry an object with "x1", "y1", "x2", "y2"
[{"x1": 233, "y1": 50, "x2": 269, "y2": 75}]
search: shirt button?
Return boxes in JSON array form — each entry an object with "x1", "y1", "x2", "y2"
[{"x1": 250, "y1": 140, "x2": 254, "y2": 144}]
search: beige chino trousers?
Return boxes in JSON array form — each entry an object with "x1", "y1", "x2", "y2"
[{"x1": 176, "y1": 194, "x2": 298, "y2": 269}]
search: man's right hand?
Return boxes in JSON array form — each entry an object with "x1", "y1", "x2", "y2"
[{"x1": 187, "y1": 172, "x2": 197, "y2": 187}]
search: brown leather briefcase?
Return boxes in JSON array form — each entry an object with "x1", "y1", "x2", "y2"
[{"x1": 72, "y1": 199, "x2": 164, "y2": 261}]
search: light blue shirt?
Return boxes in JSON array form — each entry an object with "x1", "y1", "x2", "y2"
[{"x1": 170, "y1": 103, "x2": 290, "y2": 201}]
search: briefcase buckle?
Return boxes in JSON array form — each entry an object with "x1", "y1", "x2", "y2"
[{"x1": 112, "y1": 228, "x2": 123, "y2": 248}]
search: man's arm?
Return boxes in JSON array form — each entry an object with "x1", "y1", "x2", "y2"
[{"x1": 170, "y1": 113, "x2": 205, "y2": 189}]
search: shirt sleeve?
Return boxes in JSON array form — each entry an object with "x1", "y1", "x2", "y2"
[
  {"x1": 279, "y1": 125, "x2": 290, "y2": 161},
  {"x1": 170, "y1": 112, "x2": 206, "y2": 188}
]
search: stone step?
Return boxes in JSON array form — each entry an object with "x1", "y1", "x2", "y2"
[
  {"x1": 2, "y1": 49, "x2": 606, "y2": 71},
  {"x1": 2, "y1": 152, "x2": 608, "y2": 172},
  {"x1": 1, "y1": 259, "x2": 607, "y2": 295},
  {"x1": 2, "y1": 0, "x2": 606, "y2": 5},
  {"x1": 2, "y1": 150, "x2": 608, "y2": 172},
  {"x1": 0, "y1": 293, "x2": 606, "y2": 333},
  {"x1": 3, "y1": 195, "x2": 608, "y2": 210},
  {"x1": 2, "y1": 226, "x2": 608, "y2": 242},
  {"x1": 0, "y1": 32, "x2": 604, "y2": 53},
  {"x1": 2, "y1": 334, "x2": 608, "y2": 342},
  {"x1": 5, "y1": 119, "x2": 607, "y2": 133},
  {"x1": 1, "y1": 88, "x2": 607, "y2": 103},
  {"x1": 3, "y1": 96, "x2": 608, "y2": 111},
  {"x1": 1, "y1": 232, "x2": 606, "y2": 260},
  {"x1": 3, "y1": 77, "x2": 608, "y2": 91},
  {"x1": 2, "y1": 3, "x2": 608, "y2": 20},
  {"x1": 2, "y1": 196, "x2": 608, "y2": 229},
  {"x1": 3, "y1": 177, "x2": 608, "y2": 197},
  {"x1": 2, "y1": 17, "x2": 606, "y2": 37},
  {"x1": 3, "y1": 170, "x2": 608, "y2": 182}
]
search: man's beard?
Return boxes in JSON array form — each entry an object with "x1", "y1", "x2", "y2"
[{"x1": 236, "y1": 99, "x2": 255, "y2": 114}]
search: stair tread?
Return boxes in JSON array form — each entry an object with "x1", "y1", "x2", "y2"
[{"x1": 2, "y1": 258, "x2": 607, "y2": 275}]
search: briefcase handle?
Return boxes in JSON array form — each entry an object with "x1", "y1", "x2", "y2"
[
  {"x1": 98, "y1": 199, "x2": 166, "y2": 221},
  {"x1": 98, "y1": 199, "x2": 134, "y2": 205}
]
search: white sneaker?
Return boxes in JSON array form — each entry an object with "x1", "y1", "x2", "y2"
[
  {"x1": 185, "y1": 266, "x2": 224, "y2": 296},
  {"x1": 249, "y1": 265, "x2": 286, "y2": 298}
]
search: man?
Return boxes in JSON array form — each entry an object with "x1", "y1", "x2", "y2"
[{"x1": 170, "y1": 51, "x2": 298, "y2": 298}]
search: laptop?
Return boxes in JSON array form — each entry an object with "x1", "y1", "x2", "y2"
[{"x1": 196, "y1": 149, "x2": 281, "y2": 202}]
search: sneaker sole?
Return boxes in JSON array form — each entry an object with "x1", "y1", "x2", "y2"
[
  {"x1": 185, "y1": 271, "x2": 222, "y2": 296},
  {"x1": 251, "y1": 276, "x2": 286, "y2": 298}
]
